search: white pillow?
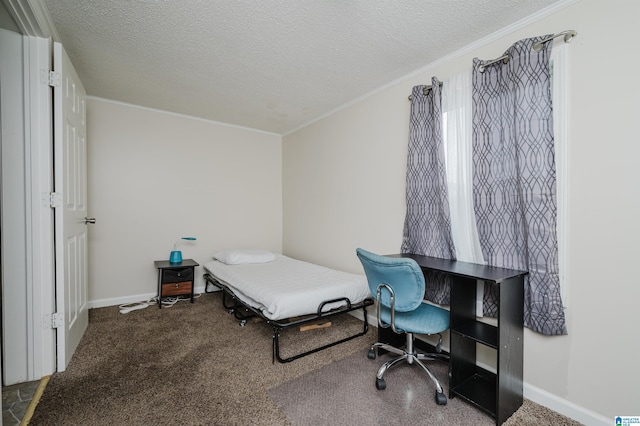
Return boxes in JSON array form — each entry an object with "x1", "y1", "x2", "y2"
[{"x1": 213, "y1": 249, "x2": 277, "y2": 265}]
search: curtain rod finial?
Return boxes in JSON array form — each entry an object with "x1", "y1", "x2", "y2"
[
  {"x1": 563, "y1": 30, "x2": 577, "y2": 43},
  {"x1": 533, "y1": 30, "x2": 577, "y2": 51}
]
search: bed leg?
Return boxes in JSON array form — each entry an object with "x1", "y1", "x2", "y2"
[
  {"x1": 222, "y1": 291, "x2": 236, "y2": 311},
  {"x1": 272, "y1": 329, "x2": 279, "y2": 364}
]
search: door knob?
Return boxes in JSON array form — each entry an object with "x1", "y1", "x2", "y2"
[{"x1": 84, "y1": 217, "x2": 96, "y2": 224}]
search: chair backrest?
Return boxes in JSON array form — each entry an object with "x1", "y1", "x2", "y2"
[{"x1": 356, "y1": 248, "x2": 425, "y2": 312}]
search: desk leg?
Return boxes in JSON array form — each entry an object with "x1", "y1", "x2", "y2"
[{"x1": 496, "y1": 276, "x2": 524, "y2": 425}]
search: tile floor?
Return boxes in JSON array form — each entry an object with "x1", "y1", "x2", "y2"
[{"x1": 2, "y1": 380, "x2": 40, "y2": 425}]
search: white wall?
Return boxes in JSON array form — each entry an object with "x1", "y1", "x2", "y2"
[
  {"x1": 87, "y1": 98, "x2": 282, "y2": 305},
  {"x1": 283, "y1": 0, "x2": 639, "y2": 422}
]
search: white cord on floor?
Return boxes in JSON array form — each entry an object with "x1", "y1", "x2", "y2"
[
  {"x1": 119, "y1": 294, "x2": 201, "y2": 314},
  {"x1": 119, "y1": 297, "x2": 155, "y2": 314},
  {"x1": 159, "y1": 293, "x2": 202, "y2": 308}
]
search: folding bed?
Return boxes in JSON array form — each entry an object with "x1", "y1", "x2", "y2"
[{"x1": 203, "y1": 249, "x2": 374, "y2": 363}]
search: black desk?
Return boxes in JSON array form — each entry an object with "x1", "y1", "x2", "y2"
[{"x1": 387, "y1": 254, "x2": 527, "y2": 426}]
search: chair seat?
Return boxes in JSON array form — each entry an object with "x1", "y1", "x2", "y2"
[{"x1": 379, "y1": 303, "x2": 449, "y2": 335}]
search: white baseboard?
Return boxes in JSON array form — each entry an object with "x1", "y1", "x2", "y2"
[
  {"x1": 88, "y1": 284, "x2": 209, "y2": 309},
  {"x1": 523, "y1": 383, "x2": 610, "y2": 426},
  {"x1": 88, "y1": 292, "x2": 157, "y2": 309}
]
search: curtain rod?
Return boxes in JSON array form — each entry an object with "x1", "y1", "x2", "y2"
[
  {"x1": 407, "y1": 81, "x2": 443, "y2": 101},
  {"x1": 408, "y1": 30, "x2": 578, "y2": 99},
  {"x1": 477, "y1": 30, "x2": 577, "y2": 73}
]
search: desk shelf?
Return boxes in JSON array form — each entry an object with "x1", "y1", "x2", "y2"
[
  {"x1": 452, "y1": 321, "x2": 498, "y2": 349},
  {"x1": 451, "y1": 372, "x2": 497, "y2": 418}
]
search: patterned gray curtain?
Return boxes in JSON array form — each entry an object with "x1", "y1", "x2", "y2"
[
  {"x1": 401, "y1": 78, "x2": 455, "y2": 304},
  {"x1": 472, "y1": 36, "x2": 567, "y2": 335}
]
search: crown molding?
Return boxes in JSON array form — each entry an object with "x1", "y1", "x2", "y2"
[{"x1": 2, "y1": 0, "x2": 59, "y2": 39}]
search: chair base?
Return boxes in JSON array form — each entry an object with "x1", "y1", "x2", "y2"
[{"x1": 368, "y1": 332, "x2": 449, "y2": 406}]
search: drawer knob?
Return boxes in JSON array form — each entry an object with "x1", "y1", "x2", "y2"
[{"x1": 175, "y1": 284, "x2": 179, "y2": 288}]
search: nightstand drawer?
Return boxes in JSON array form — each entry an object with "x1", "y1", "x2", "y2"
[
  {"x1": 162, "y1": 267, "x2": 194, "y2": 283},
  {"x1": 162, "y1": 281, "x2": 192, "y2": 296}
]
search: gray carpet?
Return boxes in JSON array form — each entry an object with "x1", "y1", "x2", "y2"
[
  {"x1": 29, "y1": 292, "x2": 582, "y2": 425},
  {"x1": 270, "y1": 350, "x2": 494, "y2": 425}
]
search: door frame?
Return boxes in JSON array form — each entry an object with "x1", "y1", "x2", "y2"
[
  {"x1": 2, "y1": 0, "x2": 61, "y2": 381},
  {"x1": 26, "y1": 34, "x2": 57, "y2": 379}
]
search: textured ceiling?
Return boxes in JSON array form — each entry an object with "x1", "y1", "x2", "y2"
[{"x1": 43, "y1": 0, "x2": 565, "y2": 135}]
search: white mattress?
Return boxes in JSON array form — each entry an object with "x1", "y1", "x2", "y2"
[{"x1": 203, "y1": 255, "x2": 371, "y2": 321}]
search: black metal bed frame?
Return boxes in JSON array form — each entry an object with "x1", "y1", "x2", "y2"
[{"x1": 203, "y1": 272, "x2": 374, "y2": 363}]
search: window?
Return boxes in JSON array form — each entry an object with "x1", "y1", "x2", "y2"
[{"x1": 440, "y1": 46, "x2": 568, "y2": 309}]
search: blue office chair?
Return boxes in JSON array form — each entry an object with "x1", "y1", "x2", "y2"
[{"x1": 356, "y1": 248, "x2": 449, "y2": 405}]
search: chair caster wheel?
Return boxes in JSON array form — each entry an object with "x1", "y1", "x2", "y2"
[
  {"x1": 376, "y1": 378, "x2": 386, "y2": 390},
  {"x1": 435, "y1": 391, "x2": 447, "y2": 405},
  {"x1": 367, "y1": 348, "x2": 376, "y2": 359}
]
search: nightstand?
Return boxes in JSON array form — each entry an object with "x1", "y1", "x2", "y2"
[{"x1": 154, "y1": 259, "x2": 199, "y2": 308}]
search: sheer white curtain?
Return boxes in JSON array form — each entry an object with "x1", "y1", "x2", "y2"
[
  {"x1": 442, "y1": 70, "x2": 485, "y2": 315},
  {"x1": 442, "y1": 70, "x2": 484, "y2": 264}
]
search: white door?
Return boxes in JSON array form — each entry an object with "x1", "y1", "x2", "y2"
[{"x1": 53, "y1": 42, "x2": 89, "y2": 372}]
